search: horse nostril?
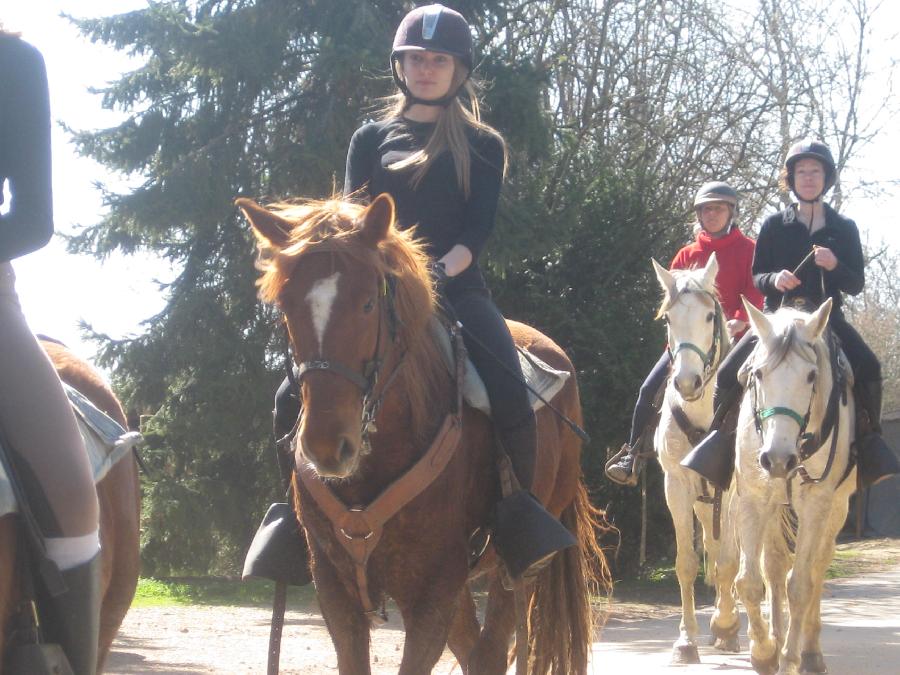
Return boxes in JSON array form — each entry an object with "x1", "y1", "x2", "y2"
[
  {"x1": 673, "y1": 378, "x2": 683, "y2": 395},
  {"x1": 786, "y1": 455, "x2": 799, "y2": 473},
  {"x1": 338, "y1": 438, "x2": 355, "y2": 465},
  {"x1": 693, "y1": 375, "x2": 702, "y2": 391},
  {"x1": 760, "y1": 452, "x2": 772, "y2": 472}
]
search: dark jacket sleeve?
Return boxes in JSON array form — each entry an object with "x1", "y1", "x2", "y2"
[
  {"x1": 343, "y1": 123, "x2": 377, "y2": 202},
  {"x1": 827, "y1": 216, "x2": 865, "y2": 296},
  {"x1": 752, "y1": 216, "x2": 779, "y2": 294},
  {"x1": 0, "y1": 39, "x2": 54, "y2": 262},
  {"x1": 456, "y1": 133, "x2": 504, "y2": 258}
]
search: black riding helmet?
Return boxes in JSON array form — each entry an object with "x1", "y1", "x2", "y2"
[
  {"x1": 785, "y1": 139, "x2": 836, "y2": 201},
  {"x1": 390, "y1": 4, "x2": 473, "y2": 106},
  {"x1": 694, "y1": 181, "x2": 738, "y2": 233}
]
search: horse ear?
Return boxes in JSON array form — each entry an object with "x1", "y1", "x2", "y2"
[
  {"x1": 235, "y1": 198, "x2": 292, "y2": 249},
  {"x1": 652, "y1": 258, "x2": 677, "y2": 298},
  {"x1": 359, "y1": 193, "x2": 396, "y2": 248},
  {"x1": 702, "y1": 253, "x2": 719, "y2": 291},
  {"x1": 744, "y1": 296, "x2": 773, "y2": 343},
  {"x1": 804, "y1": 297, "x2": 833, "y2": 340}
]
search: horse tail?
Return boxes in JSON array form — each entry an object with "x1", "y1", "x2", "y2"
[{"x1": 528, "y1": 480, "x2": 613, "y2": 675}]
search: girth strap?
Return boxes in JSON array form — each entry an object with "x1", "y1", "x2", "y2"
[{"x1": 298, "y1": 412, "x2": 462, "y2": 622}]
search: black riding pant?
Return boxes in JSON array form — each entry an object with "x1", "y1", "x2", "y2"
[{"x1": 628, "y1": 351, "x2": 670, "y2": 446}]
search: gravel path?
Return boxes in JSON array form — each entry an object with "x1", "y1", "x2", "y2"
[{"x1": 104, "y1": 539, "x2": 900, "y2": 674}]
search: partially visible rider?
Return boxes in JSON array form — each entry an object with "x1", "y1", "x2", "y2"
[
  {"x1": 683, "y1": 140, "x2": 900, "y2": 489},
  {"x1": 606, "y1": 181, "x2": 763, "y2": 486},
  {"x1": 0, "y1": 28, "x2": 101, "y2": 675}
]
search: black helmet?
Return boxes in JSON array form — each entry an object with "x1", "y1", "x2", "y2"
[
  {"x1": 390, "y1": 4, "x2": 473, "y2": 105},
  {"x1": 694, "y1": 181, "x2": 738, "y2": 209},
  {"x1": 391, "y1": 4, "x2": 473, "y2": 72},
  {"x1": 785, "y1": 139, "x2": 836, "y2": 195}
]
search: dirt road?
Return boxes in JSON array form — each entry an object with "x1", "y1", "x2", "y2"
[{"x1": 105, "y1": 553, "x2": 900, "y2": 674}]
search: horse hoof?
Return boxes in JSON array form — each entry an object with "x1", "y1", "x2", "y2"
[
  {"x1": 800, "y1": 651, "x2": 827, "y2": 673},
  {"x1": 751, "y1": 652, "x2": 779, "y2": 675},
  {"x1": 714, "y1": 634, "x2": 741, "y2": 652},
  {"x1": 711, "y1": 622, "x2": 740, "y2": 652},
  {"x1": 671, "y1": 643, "x2": 701, "y2": 665}
]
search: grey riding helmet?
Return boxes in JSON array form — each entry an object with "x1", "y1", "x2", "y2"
[
  {"x1": 694, "y1": 181, "x2": 738, "y2": 209},
  {"x1": 694, "y1": 181, "x2": 738, "y2": 232},
  {"x1": 390, "y1": 4, "x2": 473, "y2": 103},
  {"x1": 785, "y1": 139, "x2": 837, "y2": 196}
]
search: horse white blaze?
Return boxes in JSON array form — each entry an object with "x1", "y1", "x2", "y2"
[{"x1": 306, "y1": 271, "x2": 341, "y2": 352}]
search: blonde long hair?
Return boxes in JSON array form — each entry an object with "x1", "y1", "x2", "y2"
[{"x1": 383, "y1": 56, "x2": 507, "y2": 199}]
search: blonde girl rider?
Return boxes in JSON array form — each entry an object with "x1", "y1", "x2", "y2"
[{"x1": 272, "y1": 4, "x2": 575, "y2": 580}]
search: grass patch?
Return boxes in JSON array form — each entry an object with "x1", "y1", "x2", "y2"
[
  {"x1": 132, "y1": 577, "x2": 317, "y2": 608},
  {"x1": 610, "y1": 560, "x2": 714, "y2": 606}
]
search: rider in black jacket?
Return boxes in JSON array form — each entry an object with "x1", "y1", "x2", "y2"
[{"x1": 683, "y1": 140, "x2": 900, "y2": 489}]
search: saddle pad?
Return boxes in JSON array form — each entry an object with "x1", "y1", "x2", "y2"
[
  {"x1": 0, "y1": 384, "x2": 142, "y2": 518},
  {"x1": 429, "y1": 317, "x2": 570, "y2": 416}
]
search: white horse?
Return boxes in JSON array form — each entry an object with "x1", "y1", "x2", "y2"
[
  {"x1": 652, "y1": 254, "x2": 742, "y2": 664},
  {"x1": 735, "y1": 298, "x2": 856, "y2": 675}
]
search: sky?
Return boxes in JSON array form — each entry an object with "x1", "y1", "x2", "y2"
[{"x1": 3, "y1": 1, "x2": 899, "y2": 366}]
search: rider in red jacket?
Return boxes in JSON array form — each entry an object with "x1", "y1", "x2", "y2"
[{"x1": 606, "y1": 181, "x2": 763, "y2": 485}]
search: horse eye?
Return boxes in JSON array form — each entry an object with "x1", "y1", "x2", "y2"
[
  {"x1": 363, "y1": 298, "x2": 375, "y2": 314},
  {"x1": 754, "y1": 370, "x2": 762, "y2": 380},
  {"x1": 706, "y1": 312, "x2": 714, "y2": 322},
  {"x1": 807, "y1": 370, "x2": 816, "y2": 383}
]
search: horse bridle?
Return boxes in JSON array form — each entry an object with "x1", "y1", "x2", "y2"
[
  {"x1": 748, "y1": 330, "x2": 848, "y2": 486},
  {"x1": 666, "y1": 290, "x2": 725, "y2": 387},
  {"x1": 284, "y1": 276, "x2": 403, "y2": 450}
]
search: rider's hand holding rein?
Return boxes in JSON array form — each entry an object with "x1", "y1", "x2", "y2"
[
  {"x1": 813, "y1": 245, "x2": 838, "y2": 271},
  {"x1": 774, "y1": 269, "x2": 802, "y2": 292}
]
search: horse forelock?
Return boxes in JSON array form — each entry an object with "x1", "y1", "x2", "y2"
[
  {"x1": 255, "y1": 198, "x2": 446, "y2": 443},
  {"x1": 752, "y1": 311, "x2": 820, "y2": 374},
  {"x1": 656, "y1": 268, "x2": 717, "y2": 318}
]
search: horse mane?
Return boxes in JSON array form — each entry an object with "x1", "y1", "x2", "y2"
[
  {"x1": 655, "y1": 266, "x2": 718, "y2": 319},
  {"x1": 255, "y1": 197, "x2": 447, "y2": 442}
]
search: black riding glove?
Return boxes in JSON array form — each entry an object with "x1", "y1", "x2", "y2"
[{"x1": 428, "y1": 260, "x2": 449, "y2": 296}]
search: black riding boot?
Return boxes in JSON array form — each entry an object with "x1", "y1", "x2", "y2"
[
  {"x1": 492, "y1": 418, "x2": 577, "y2": 580},
  {"x1": 681, "y1": 383, "x2": 742, "y2": 491},
  {"x1": 41, "y1": 553, "x2": 101, "y2": 675},
  {"x1": 241, "y1": 387, "x2": 312, "y2": 586},
  {"x1": 855, "y1": 379, "x2": 900, "y2": 487}
]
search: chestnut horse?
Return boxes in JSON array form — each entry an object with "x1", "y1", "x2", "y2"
[
  {"x1": 238, "y1": 193, "x2": 610, "y2": 674},
  {"x1": 0, "y1": 339, "x2": 141, "y2": 674}
]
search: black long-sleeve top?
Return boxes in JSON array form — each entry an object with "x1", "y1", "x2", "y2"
[
  {"x1": 343, "y1": 118, "x2": 504, "y2": 289},
  {"x1": 752, "y1": 203, "x2": 865, "y2": 315},
  {"x1": 0, "y1": 34, "x2": 53, "y2": 262}
]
